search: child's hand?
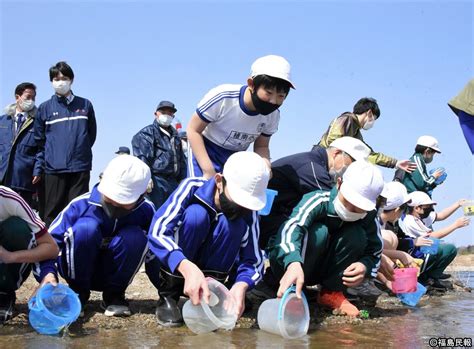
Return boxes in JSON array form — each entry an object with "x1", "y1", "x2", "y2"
[
  {"x1": 457, "y1": 199, "x2": 468, "y2": 208},
  {"x1": 0, "y1": 245, "x2": 14, "y2": 264},
  {"x1": 414, "y1": 236, "x2": 433, "y2": 247},
  {"x1": 455, "y1": 217, "x2": 470, "y2": 229},
  {"x1": 432, "y1": 169, "x2": 444, "y2": 179}
]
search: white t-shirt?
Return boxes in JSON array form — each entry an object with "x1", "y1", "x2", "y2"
[
  {"x1": 196, "y1": 84, "x2": 280, "y2": 151},
  {"x1": 399, "y1": 211, "x2": 436, "y2": 238}
]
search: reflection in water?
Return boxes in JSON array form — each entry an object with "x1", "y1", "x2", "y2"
[{"x1": 2, "y1": 287, "x2": 473, "y2": 348}]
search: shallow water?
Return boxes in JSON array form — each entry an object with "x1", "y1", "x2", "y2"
[{"x1": 2, "y1": 273, "x2": 473, "y2": 349}]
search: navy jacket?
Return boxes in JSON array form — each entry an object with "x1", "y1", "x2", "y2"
[
  {"x1": 132, "y1": 120, "x2": 186, "y2": 180},
  {"x1": 34, "y1": 94, "x2": 96, "y2": 174},
  {"x1": 0, "y1": 104, "x2": 41, "y2": 192}
]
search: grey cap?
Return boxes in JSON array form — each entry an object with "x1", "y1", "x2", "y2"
[{"x1": 156, "y1": 100, "x2": 177, "y2": 113}]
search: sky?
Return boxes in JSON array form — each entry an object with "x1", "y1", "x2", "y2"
[{"x1": 1, "y1": 0, "x2": 473, "y2": 246}]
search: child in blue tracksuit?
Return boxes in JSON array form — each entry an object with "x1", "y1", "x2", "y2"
[
  {"x1": 42, "y1": 155, "x2": 155, "y2": 317},
  {"x1": 147, "y1": 152, "x2": 269, "y2": 327}
]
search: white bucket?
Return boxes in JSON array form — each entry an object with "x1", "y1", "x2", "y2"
[{"x1": 257, "y1": 286, "x2": 310, "y2": 339}]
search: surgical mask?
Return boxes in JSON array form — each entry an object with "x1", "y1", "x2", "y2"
[
  {"x1": 158, "y1": 113, "x2": 174, "y2": 127},
  {"x1": 328, "y1": 153, "x2": 349, "y2": 183},
  {"x1": 101, "y1": 197, "x2": 132, "y2": 219},
  {"x1": 333, "y1": 196, "x2": 367, "y2": 222},
  {"x1": 52, "y1": 80, "x2": 71, "y2": 95},
  {"x1": 219, "y1": 188, "x2": 249, "y2": 221},
  {"x1": 362, "y1": 118, "x2": 375, "y2": 130},
  {"x1": 251, "y1": 90, "x2": 280, "y2": 115},
  {"x1": 19, "y1": 98, "x2": 35, "y2": 112}
]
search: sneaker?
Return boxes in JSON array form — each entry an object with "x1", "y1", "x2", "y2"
[
  {"x1": 101, "y1": 292, "x2": 131, "y2": 317},
  {"x1": 347, "y1": 279, "x2": 383, "y2": 298},
  {"x1": 318, "y1": 290, "x2": 360, "y2": 317},
  {"x1": 0, "y1": 292, "x2": 15, "y2": 324}
]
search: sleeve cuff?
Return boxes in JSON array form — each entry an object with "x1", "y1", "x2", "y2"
[
  {"x1": 168, "y1": 250, "x2": 187, "y2": 273},
  {"x1": 235, "y1": 275, "x2": 255, "y2": 290},
  {"x1": 195, "y1": 109, "x2": 211, "y2": 123},
  {"x1": 283, "y1": 255, "x2": 303, "y2": 270}
]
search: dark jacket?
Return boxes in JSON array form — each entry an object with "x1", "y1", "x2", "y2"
[
  {"x1": 132, "y1": 120, "x2": 186, "y2": 181},
  {"x1": 34, "y1": 94, "x2": 96, "y2": 174},
  {"x1": 0, "y1": 103, "x2": 41, "y2": 192}
]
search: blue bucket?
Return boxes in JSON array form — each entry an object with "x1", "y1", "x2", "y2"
[
  {"x1": 259, "y1": 189, "x2": 278, "y2": 216},
  {"x1": 397, "y1": 282, "x2": 427, "y2": 307},
  {"x1": 28, "y1": 284, "x2": 81, "y2": 335},
  {"x1": 420, "y1": 237, "x2": 442, "y2": 255},
  {"x1": 429, "y1": 167, "x2": 447, "y2": 185}
]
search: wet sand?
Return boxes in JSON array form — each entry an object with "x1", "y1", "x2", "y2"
[{"x1": 2, "y1": 254, "x2": 472, "y2": 334}]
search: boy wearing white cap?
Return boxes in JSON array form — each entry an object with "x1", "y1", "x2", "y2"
[
  {"x1": 398, "y1": 135, "x2": 445, "y2": 195},
  {"x1": 397, "y1": 191, "x2": 469, "y2": 289},
  {"x1": 43, "y1": 155, "x2": 155, "y2": 316},
  {"x1": 186, "y1": 55, "x2": 294, "y2": 179},
  {"x1": 147, "y1": 152, "x2": 269, "y2": 327},
  {"x1": 267, "y1": 161, "x2": 384, "y2": 317},
  {"x1": 259, "y1": 136, "x2": 371, "y2": 249}
]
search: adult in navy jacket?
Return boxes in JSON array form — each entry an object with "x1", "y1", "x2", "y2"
[
  {"x1": 0, "y1": 83, "x2": 42, "y2": 207},
  {"x1": 34, "y1": 62, "x2": 97, "y2": 226},
  {"x1": 147, "y1": 152, "x2": 268, "y2": 327},
  {"x1": 42, "y1": 155, "x2": 155, "y2": 317}
]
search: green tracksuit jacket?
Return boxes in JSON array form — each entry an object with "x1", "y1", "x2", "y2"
[{"x1": 401, "y1": 153, "x2": 436, "y2": 194}]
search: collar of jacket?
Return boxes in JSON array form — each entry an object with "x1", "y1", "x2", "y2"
[
  {"x1": 193, "y1": 178, "x2": 219, "y2": 218},
  {"x1": 311, "y1": 145, "x2": 329, "y2": 171},
  {"x1": 327, "y1": 186, "x2": 338, "y2": 217},
  {"x1": 153, "y1": 119, "x2": 178, "y2": 136},
  {"x1": 3, "y1": 103, "x2": 36, "y2": 119}
]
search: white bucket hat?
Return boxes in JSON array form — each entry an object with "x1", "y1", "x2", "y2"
[
  {"x1": 98, "y1": 155, "x2": 151, "y2": 205},
  {"x1": 250, "y1": 55, "x2": 295, "y2": 89},
  {"x1": 329, "y1": 137, "x2": 371, "y2": 161},
  {"x1": 340, "y1": 161, "x2": 384, "y2": 211},
  {"x1": 416, "y1": 135, "x2": 441, "y2": 153},
  {"x1": 381, "y1": 181, "x2": 411, "y2": 211},
  {"x1": 407, "y1": 191, "x2": 437, "y2": 207},
  {"x1": 222, "y1": 152, "x2": 270, "y2": 211}
]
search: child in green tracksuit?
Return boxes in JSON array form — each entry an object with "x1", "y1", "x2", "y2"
[
  {"x1": 267, "y1": 161, "x2": 384, "y2": 317},
  {"x1": 399, "y1": 135, "x2": 444, "y2": 195}
]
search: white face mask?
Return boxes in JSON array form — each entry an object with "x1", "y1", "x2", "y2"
[
  {"x1": 362, "y1": 118, "x2": 375, "y2": 130},
  {"x1": 333, "y1": 196, "x2": 367, "y2": 222},
  {"x1": 52, "y1": 80, "x2": 71, "y2": 95},
  {"x1": 18, "y1": 98, "x2": 35, "y2": 112},
  {"x1": 158, "y1": 113, "x2": 173, "y2": 127}
]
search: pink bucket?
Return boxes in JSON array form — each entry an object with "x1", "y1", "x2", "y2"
[{"x1": 392, "y1": 268, "x2": 418, "y2": 294}]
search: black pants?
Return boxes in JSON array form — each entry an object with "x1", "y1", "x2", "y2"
[{"x1": 44, "y1": 171, "x2": 90, "y2": 227}]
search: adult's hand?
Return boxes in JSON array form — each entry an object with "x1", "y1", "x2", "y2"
[
  {"x1": 396, "y1": 160, "x2": 417, "y2": 173},
  {"x1": 32, "y1": 176, "x2": 41, "y2": 184}
]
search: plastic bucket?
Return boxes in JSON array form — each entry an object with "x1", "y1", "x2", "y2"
[
  {"x1": 462, "y1": 201, "x2": 474, "y2": 216},
  {"x1": 429, "y1": 167, "x2": 447, "y2": 185},
  {"x1": 419, "y1": 238, "x2": 442, "y2": 255},
  {"x1": 392, "y1": 268, "x2": 418, "y2": 294},
  {"x1": 182, "y1": 277, "x2": 238, "y2": 334},
  {"x1": 259, "y1": 189, "x2": 278, "y2": 216},
  {"x1": 28, "y1": 284, "x2": 81, "y2": 335},
  {"x1": 397, "y1": 282, "x2": 427, "y2": 307},
  {"x1": 258, "y1": 286, "x2": 310, "y2": 339}
]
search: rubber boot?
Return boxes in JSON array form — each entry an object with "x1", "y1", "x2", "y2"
[{"x1": 155, "y1": 268, "x2": 184, "y2": 327}]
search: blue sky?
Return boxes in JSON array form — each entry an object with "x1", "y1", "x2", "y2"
[{"x1": 1, "y1": 0, "x2": 473, "y2": 246}]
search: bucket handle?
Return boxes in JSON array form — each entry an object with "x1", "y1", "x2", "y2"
[{"x1": 277, "y1": 285, "x2": 308, "y2": 321}]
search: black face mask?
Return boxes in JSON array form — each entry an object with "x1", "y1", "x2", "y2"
[
  {"x1": 101, "y1": 198, "x2": 133, "y2": 220},
  {"x1": 420, "y1": 207, "x2": 434, "y2": 219},
  {"x1": 219, "y1": 189, "x2": 249, "y2": 221},
  {"x1": 250, "y1": 90, "x2": 280, "y2": 115}
]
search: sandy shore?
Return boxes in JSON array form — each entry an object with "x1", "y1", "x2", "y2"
[{"x1": 1, "y1": 254, "x2": 472, "y2": 333}]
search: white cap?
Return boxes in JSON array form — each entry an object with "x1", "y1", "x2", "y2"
[
  {"x1": 329, "y1": 137, "x2": 371, "y2": 161},
  {"x1": 340, "y1": 161, "x2": 384, "y2": 211},
  {"x1": 250, "y1": 55, "x2": 295, "y2": 89},
  {"x1": 98, "y1": 155, "x2": 151, "y2": 205},
  {"x1": 222, "y1": 152, "x2": 270, "y2": 211},
  {"x1": 416, "y1": 135, "x2": 441, "y2": 153},
  {"x1": 381, "y1": 182, "x2": 410, "y2": 210},
  {"x1": 407, "y1": 191, "x2": 437, "y2": 207}
]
